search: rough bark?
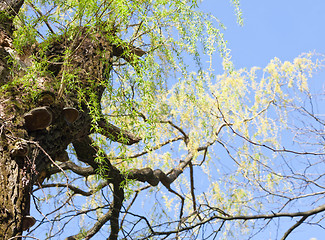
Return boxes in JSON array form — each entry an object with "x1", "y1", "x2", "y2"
[
  {"x1": 0, "y1": 127, "x2": 27, "y2": 238},
  {"x1": 0, "y1": 1, "x2": 29, "y2": 238}
]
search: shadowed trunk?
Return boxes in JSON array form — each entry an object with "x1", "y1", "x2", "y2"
[{"x1": 0, "y1": 1, "x2": 28, "y2": 237}]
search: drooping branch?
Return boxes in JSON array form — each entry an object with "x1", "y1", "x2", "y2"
[
  {"x1": 47, "y1": 161, "x2": 95, "y2": 178},
  {"x1": 214, "y1": 94, "x2": 325, "y2": 156},
  {"x1": 27, "y1": 1, "x2": 54, "y2": 34},
  {"x1": 96, "y1": 118, "x2": 141, "y2": 145},
  {"x1": 37, "y1": 183, "x2": 97, "y2": 196}
]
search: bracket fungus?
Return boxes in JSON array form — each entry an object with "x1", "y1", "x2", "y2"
[
  {"x1": 22, "y1": 215, "x2": 36, "y2": 231},
  {"x1": 63, "y1": 107, "x2": 79, "y2": 124},
  {"x1": 24, "y1": 106, "x2": 52, "y2": 131}
]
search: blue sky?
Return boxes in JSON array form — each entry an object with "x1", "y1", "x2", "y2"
[
  {"x1": 201, "y1": 0, "x2": 325, "y2": 68},
  {"x1": 198, "y1": 1, "x2": 325, "y2": 239}
]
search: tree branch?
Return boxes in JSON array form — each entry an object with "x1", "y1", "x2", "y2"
[
  {"x1": 112, "y1": 42, "x2": 146, "y2": 63},
  {"x1": 72, "y1": 136, "x2": 125, "y2": 239},
  {"x1": 143, "y1": 205, "x2": 325, "y2": 238},
  {"x1": 37, "y1": 183, "x2": 96, "y2": 196},
  {"x1": 64, "y1": 183, "x2": 124, "y2": 240},
  {"x1": 47, "y1": 161, "x2": 95, "y2": 177},
  {"x1": 96, "y1": 118, "x2": 141, "y2": 145},
  {"x1": 189, "y1": 161, "x2": 198, "y2": 213},
  {"x1": 210, "y1": 204, "x2": 325, "y2": 220},
  {"x1": 128, "y1": 142, "x2": 216, "y2": 188},
  {"x1": 70, "y1": 136, "x2": 217, "y2": 238},
  {"x1": 280, "y1": 215, "x2": 309, "y2": 240},
  {"x1": 114, "y1": 136, "x2": 184, "y2": 162},
  {"x1": 108, "y1": 182, "x2": 124, "y2": 240},
  {"x1": 72, "y1": 137, "x2": 100, "y2": 169},
  {"x1": 66, "y1": 207, "x2": 113, "y2": 240}
]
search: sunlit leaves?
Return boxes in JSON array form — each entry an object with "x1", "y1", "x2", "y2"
[{"x1": 126, "y1": 52, "x2": 323, "y2": 225}]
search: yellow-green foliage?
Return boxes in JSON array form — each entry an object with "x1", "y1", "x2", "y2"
[{"x1": 113, "y1": 52, "x2": 322, "y2": 234}]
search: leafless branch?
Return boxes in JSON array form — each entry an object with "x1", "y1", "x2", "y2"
[
  {"x1": 37, "y1": 182, "x2": 108, "y2": 196},
  {"x1": 281, "y1": 215, "x2": 309, "y2": 240},
  {"x1": 47, "y1": 161, "x2": 95, "y2": 177}
]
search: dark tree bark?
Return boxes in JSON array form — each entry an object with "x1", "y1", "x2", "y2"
[{"x1": 0, "y1": 1, "x2": 30, "y2": 238}]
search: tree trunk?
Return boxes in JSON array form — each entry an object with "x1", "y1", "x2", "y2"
[
  {"x1": 0, "y1": 1, "x2": 26, "y2": 234},
  {"x1": 0, "y1": 136, "x2": 26, "y2": 238},
  {"x1": 0, "y1": 27, "x2": 101, "y2": 239}
]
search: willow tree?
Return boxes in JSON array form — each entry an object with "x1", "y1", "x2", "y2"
[{"x1": 1, "y1": 0, "x2": 324, "y2": 239}]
